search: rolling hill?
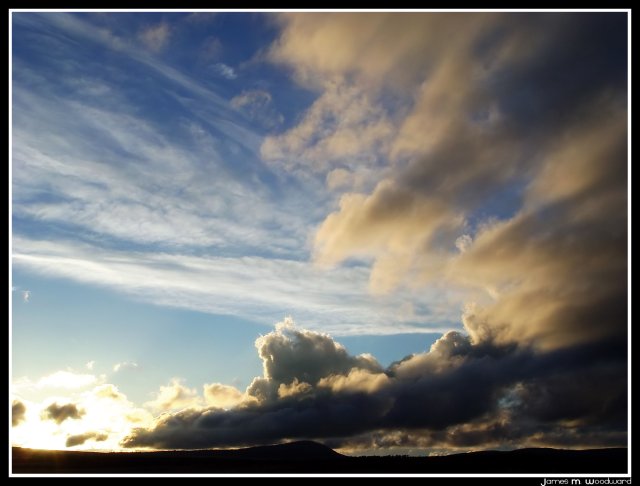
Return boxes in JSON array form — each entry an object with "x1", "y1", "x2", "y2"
[{"x1": 11, "y1": 442, "x2": 627, "y2": 474}]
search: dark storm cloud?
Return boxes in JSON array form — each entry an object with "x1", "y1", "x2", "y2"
[
  {"x1": 325, "y1": 418, "x2": 628, "y2": 453},
  {"x1": 123, "y1": 324, "x2": 627, "y2": 449},
  {"x1": 41, "y1": 402, "x2": 85, "y2": 424},
  {"x1": 124, "y1": 391, "x2": 391, "y2": 449},
  {"x1": 66, "y1": 431, "x2": 109, "y2": 448},
  {"x1": 513, "y1": 365, "x2": 627, "y2": 428},
  {"x1": 488, "y1": 14, "x2": 627, "y2": 136},
  {"x1": 12, "y1": 400, "x2": 26, "y2": 427}
]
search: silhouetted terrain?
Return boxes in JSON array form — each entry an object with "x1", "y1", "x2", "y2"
[{"x1": 11, "y1": 441, "x2": 627, "y2": 474}]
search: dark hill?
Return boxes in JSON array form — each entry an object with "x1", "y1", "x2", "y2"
[
  {"x1": 219, "y1": 440, "x2": 344, "y2": 461},
  {"x1": 11, "y1": 443, "x2": 627, "y2": 474}
]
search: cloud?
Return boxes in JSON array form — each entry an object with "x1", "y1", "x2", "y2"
[
  {"x1": 261, "y1": 82, "x2": 394, "y2": 175},
  {"x1": 184, "y1": 12, "x2": 218, "y2": 25},
  {"x1": 76, "y1": 384, "x2": 153, "y2": 447},
  {"x1": 41, "y1": 402, "x2": 85, "y2": 424},
  {"x1": 326, "y1": 168, "x2": 352, "y2": 191},
  {"x1": 35, "y1": 370, "x2": 99, "y2": 390},
  {"x1": 12, "y1": 12, "x2": 628, "y2": 454},
  {"x1": 327, "y1": 415, "x2": 628, "y2": 455},
  {"x1": 66, "y1": 431, "x2": 109, "y2": 448},
  {"x1": 212, "y1": 62, "x2": 237, "y2": 80},
  {"x1": 11, "y1": 383, "x2": 153, "y2": 450},
  {"x1": 230, "y1": 89, "x2": 271, "y2": 110},
  {"x1": 122, "y1": 319, "x2": 626, "y2": 450},
  {"x1": 268, "y1": 13, "x2": 479, "y2": 89},
  {"x1": 454, "y1": 235, "x2": 472, "y2": 254},
  {"x1": 22, "y1": 290, "x2": 30, "y2": 303},
  {"x1": 13, "y1": 237, "x2": 461, "y2": 336},
  {"x1": 12, "y1": 12, "x2": 468, "y2": 337},
  {"x1": 93, "y1": 384, "x2": 128, "y2": 402},
  {"x1": 314, "y1": 180, "x2": 464, "y2": 294},
  {"x1": 12, "y1": 13, "x2": 274, "y2": 253},
  {"x1": 113, "y1": 361, "x2": 139, "y2": 373},
  {"x1": 11, "y1": 85, "x2": 279, "y2": 251},
  {"x1": 139, "y1": 23, "x2": 171, "y2": 52},
  {"x1": 301, "y1": 13, "x2": 628, "y2": 351},
  {"x1": 318, "y1": 368, "x2": 389, "y2": 395},
  {"x1": 252, "y1": 317, "x2": 382, "y2": 390},
  {"x1": 144, "y1": 378, "x2": 202, "y2": 412},
  {"x1": 230, "y1": 90, "x2": 284, "y2": 130},
  {"x1": 203, "y1": 383, "x2": 246, "y2": 409},
  {"x1": 263, "y1": 14, "x2": 628, "y2": 348},
  {"x1": 86, "y1": 360, "x2": 95, "y2": 371},
  {"x1": 277, "y1": 378, "x2": 313, "y2": 399},
  {"x1": 200, "y1": 36, "x2": 222, "y2": 60},
  {"x1": 261, "y1": 13, "x2": 505, "y2": 179},
  {"x1": 12, "y1": 400, "x2": 26, "y2": 427}
]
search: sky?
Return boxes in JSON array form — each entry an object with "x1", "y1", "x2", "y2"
[{"x1": 10, "y1": 11, "x2": 629, "y2": 456}]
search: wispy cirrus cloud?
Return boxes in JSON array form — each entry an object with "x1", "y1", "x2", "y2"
[
  {"x1": 200, "y1": 36, "x2": 222, "y2": 60},
  {"x1": 12, "y1": 66, "x2": 308, "y2": 256},
  {"x1": 138, "y1": 22, "x2": 171, "y2": 52},
  {"x1": 15, "y1": 12, "x2": 392, "y2": 339},
  {"x1": 261, "y1": 82, "x2": 395, "y2": 177},
  {"x1": 212, "y1": 62, "x2": 237, "y2": 80},
  {"x1": 12, "y1": 236, "x2": 462, "y2": 336},
  {"x1": 230, "y1": 89, "x2": 284, "y2": 131}
]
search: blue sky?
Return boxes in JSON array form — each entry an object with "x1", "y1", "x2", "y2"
[{"x1": 11, "y1": 11, "x2": 628, "y2": 455}]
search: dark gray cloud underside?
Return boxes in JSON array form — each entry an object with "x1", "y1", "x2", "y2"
[
  {"x1": 12, "y1": 400, "x2": 27, "y2": 427},
  {"x1": 41, "y1": 402, "x2": 85, "y2": 424},
  {"x1": 124, "y1": 333, "x2": 626, "y2": 449}
]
